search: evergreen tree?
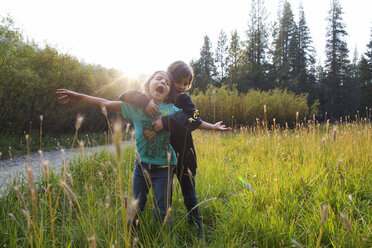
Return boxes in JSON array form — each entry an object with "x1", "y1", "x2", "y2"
[
  {"x1": 191, "y1": 35, "x2": 216, "y2": 92},
  {"x1": 272, "y1": 1, "x2": 297, "y2": 91},
  {"x1": 358, "y1": 27, "x2": 372, "y2": 111},
  {"x1": 215, "y1": 30, "x2": 229, "y2": 84},
  {"x1": 294, "y1": 1, "x2": 316, "y2": 101},
  {"x1": 243, "y1": 0, "x2": 270, "y2": 91},
  {"x1": 324, "y1": 0, "x2": 350, "y2": 118},
  {"x1": 226, "y1": 30, "x2": 243, "y2": 88}
]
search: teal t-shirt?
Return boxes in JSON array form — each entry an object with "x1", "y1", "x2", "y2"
[{"x1": 120, "y1": 101, "x2": 181, "y2": 166}]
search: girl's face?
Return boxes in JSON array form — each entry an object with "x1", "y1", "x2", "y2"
[
  {"x1": 148, "y1": 72, "x2": 171, "y2": 103},
  {"x1": 174, "y1": 76, "x2": 191, "y2": 97}
]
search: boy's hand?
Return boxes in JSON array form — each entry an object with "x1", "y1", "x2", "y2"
[
  {"x1": 146, "y1": 100, "x2": 159, "y2": 118},
  {"x1": 56, "y1": 89, "x2": 80, "y2": 104},
  {"x1": 213, "y1": 121, "x2": 232, "y2": 131},
  {"x1": 152, "y1": 117, "x2": 164, "y2": 132}
]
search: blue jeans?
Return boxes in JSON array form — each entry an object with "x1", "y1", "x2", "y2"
[
  {"x1": 177, "y1": 171, "x2": 201, "y2": 230},
  {"x1": 129, "y1": 161, "x2": 174, "y2": 227}
]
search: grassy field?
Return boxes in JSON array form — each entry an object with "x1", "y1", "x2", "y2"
[{"x1": 0, "y1": 121, "x2": 371, "y2": 247}]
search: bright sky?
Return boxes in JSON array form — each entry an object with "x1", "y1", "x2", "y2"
[{"x1": 1, "y1": 0, "x2": 371, "y2": 77}]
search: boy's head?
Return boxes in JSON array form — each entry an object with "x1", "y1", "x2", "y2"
[
  {"x1": 167, "y1": 61, "x2": 194, "y2": 97},
  {"x1": 143, "y1": 71, "x2": 175, "y2": 103}
]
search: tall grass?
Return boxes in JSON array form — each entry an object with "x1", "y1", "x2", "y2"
[{"x1": 0, "y1": 119, "x2": 371, "y2": 247}]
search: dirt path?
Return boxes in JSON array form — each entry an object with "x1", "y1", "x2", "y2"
[{"x1": 0, "y1": 141, "x2": 133, "y2": 194}]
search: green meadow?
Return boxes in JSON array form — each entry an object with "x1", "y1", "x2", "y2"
[{"x1": 0, "y1": 121, "x2": 371, "y2": 247}]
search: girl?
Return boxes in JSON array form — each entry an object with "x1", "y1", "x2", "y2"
[
  {"x1": 56, "y1": 71, "x2": 181, "y2": 229},
  {"x1": 119, "y1": 61, "x2": 231, "y2": 238}
]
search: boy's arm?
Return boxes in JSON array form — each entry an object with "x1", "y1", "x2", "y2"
[
  {"x1": 56, "y1": 89, "x2": 121, "y2": 112},
  {"x1": 119, "y1": 89, "x2": 159, "y2": 117}
]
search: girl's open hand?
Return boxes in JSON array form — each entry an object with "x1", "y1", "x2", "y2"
[
  {"x1": 56, "y1": 89, "x2": 81, "y2": 104},
  {"x1": 213, "y1": 121, "x2": 232, "y2": 131}
]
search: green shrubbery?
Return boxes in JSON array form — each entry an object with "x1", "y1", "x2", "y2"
[{"x1": 192, "y1": 85, "x2": 317, "y2": 127}]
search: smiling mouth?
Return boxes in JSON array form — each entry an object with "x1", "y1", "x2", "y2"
[{"x1": 155, "y1": 85, "x2": 164, "y2": 95}]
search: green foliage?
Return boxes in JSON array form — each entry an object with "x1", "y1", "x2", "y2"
[
  {"x1": 191, "y1": 85, "x2": 310, "y2": 127},
  {"x1": 0, "y1": 15, "x2": 141, "y2": 135}
]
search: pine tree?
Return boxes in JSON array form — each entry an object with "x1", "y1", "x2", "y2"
[
  {"x1": 243, "y1": 0, "x2": 270, "y2": 91},
  {"x1": 226, "y1": 30, "x2": 242, "y2": 88},
  {"x1": 215, "y1": 30, "x2": 229, "y2": 84},
  {"x1": 272, "y1": 1, "x2": 297, "y2": 90},
  {"x1": 358, "y1": 27, "x2": 372, "y2": 111},
  {"x1": 324, "y1": 0, "x2": 350, "y2": 118},
  {"x1": 295, "y1": 1, "x2": 316, "y2": 98},
  {"x1": 191, "y1": 35, "x2": 216, "y2": 92}
]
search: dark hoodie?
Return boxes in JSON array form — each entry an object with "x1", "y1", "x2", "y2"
[{"x1": 119, "y1": 90, "x2": 202, "y2": 177}]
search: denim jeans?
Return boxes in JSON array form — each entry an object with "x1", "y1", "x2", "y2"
[
  {"x1": 177, "y1": 171, "x2": 201, "y2": 231},
  {"x1": 128, "y1": 161, "x2": 174, "y2": 227}
]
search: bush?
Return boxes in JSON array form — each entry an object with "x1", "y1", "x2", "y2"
[{"x1": 191, "y1": 85, "x2": 311, "y2": 127}]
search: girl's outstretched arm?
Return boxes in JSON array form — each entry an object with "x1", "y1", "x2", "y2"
[
  {"x1": 198, "y1": 121, "x2": 232, "y2": 131},
  {"x1": 56, "y1": 89, "x2": 121, "y2": 112}
]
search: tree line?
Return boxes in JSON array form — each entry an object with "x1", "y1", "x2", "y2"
[
  {"x1": 1, "y1": 0, "x2": 372, "y2": 135},
  {"x1": 189, "y1": 0, "x2": 372, "y2": 120},
  {"x1": 0, "y1": 16, "x2": 144, "y2": 134}
]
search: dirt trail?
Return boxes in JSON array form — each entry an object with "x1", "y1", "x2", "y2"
[{"x1": 0, "y1": 142, "x2": 133, "y2": 194}]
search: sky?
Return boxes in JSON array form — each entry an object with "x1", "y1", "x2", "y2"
[{"x1": 1, "y1": 0, "x2": 371, "y2": 77}]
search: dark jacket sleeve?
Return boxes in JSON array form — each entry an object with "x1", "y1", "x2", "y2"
[
  {"x1": 118, "y1": 89, "x2": 151, "y2": 110},
  {"x1": 161, "y1": 94, "x2": 202, "y2": 133}
]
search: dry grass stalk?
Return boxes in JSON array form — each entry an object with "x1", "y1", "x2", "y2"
[
  {"x1": 321, "y1": 204, "x2": 328, "y2": 225},
  {"x1": 60, "y1": 181, "x2": 78, "y2": 202},
  {"x1": 340, "y1": 212, "x2": 353, "y2": 234},
  {"x1": 163, "y1": 207, "x2": 172, "y2": 225},
  {"x1": 88, "y1": 235, "x2": 96, "y2": 248},
  {"x1": 132, "y1": 237, "x2": 138, "y2": 248},
  {"x1": 42, "y1": 160, "x2": 50, "y2": 180},
  {"x1": 128, "y1": 198, "x2": 139, "y2": 226},
  {"x1": 292, "y1": 239, "x2": 304, "y2": 248},
  {"x1": 113, "y1": 121, "x2": 122, "y2": 161},
  {"x1": 14, "y1": 186, "x2": 26, "y2": 207},
  {"x1": 75, "y1": 114, "x2": 84, "y2": 130}
]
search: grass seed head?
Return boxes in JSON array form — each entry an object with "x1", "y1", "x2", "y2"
[
  {"x1": 291, "y1": 239, "x2": 303, "y2": 248},
  {"x1": 321, "y1": 203, "x2": 328, "y2": 225},
  {"x1": 67, "y1": 173, "x2": 74, "y2": 186},
  {"x1": 8, "y1": 213, "x2": 17, "y2": 222},
  {"x1": 129, "y1": 198, "x2": 139, "y2": 225},
  {"x1": 25, "y1": 164, "x2": 34, "y2": 189},
  {"x1": 61, "y1": 181, "x2": 78, "y2": 202},
  {"x1": 340, "y1": 212, "x2": 353, "y2": 234},
  {"x1": 75, "y1": 114, "x2": 84, "y2": 130},
  {"x1": 101, "y1": 106, "x2": 108, "y2": 117},
  {"x1": 163, "y1": 207, "x2": 172, "y2": 225},
  {"x1": 42, "y1": 160, "x2": 50, "y2": 180},
  {"x1": 21, "y1": 209, "x2": 31, "y2": 228},
  {"x1": 132, "y1": 237, "x2": 138, "y2": 248}
]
